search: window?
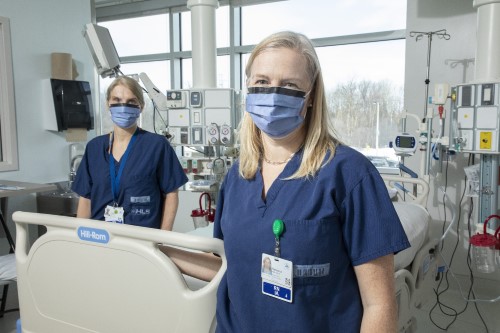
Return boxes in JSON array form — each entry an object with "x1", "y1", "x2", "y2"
[
  {"x1": 242, "y1": 0, "x2": 406, "y2": 44},
  {"x1": 241, "y1": 0, "x2": 406, "y2": 172},
  {"x1": 100, "y1": 14, "x2": 169, "y2": 56},
  {"x1": 317, "y1": 40, "x2": 405, "y2": 160},
  {"x1": 182, "y1": 56, "x2": 231, "y2": 89},
  {"x1": 0, "y1": 16, "x2": 18, "y2": 171},
  {"x1": 96, "y1": 1, "x2": 407, "y2": 174}
]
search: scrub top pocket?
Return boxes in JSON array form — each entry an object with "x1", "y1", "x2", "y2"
[
  {"x1": 123, "y1": 174, "x2": 159, "y2": 228},
  {"x1": 280, "y1": 218, "x2": 344, "y2": 285}
]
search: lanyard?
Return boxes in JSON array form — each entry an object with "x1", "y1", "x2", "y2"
[
  {"x1": 273, "y1": 219, "x2": 284, "y2": 257},
  {"x1": 109, "y1": 128, "x2": 139, "y2": 204}
]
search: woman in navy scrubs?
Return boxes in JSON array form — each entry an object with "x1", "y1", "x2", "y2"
[
  {"x1": 166, "y1": 31, "x2": 410, "y2": 332},
  {"x1": 72, "y1": 76, "x2": 188, "y2": 230}
]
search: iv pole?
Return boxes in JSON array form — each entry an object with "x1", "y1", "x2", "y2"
[{"x1": 409, "y1": 29, "x2": 450, "y2": 176}]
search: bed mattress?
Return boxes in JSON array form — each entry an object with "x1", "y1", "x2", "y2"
[{"x1": 393, "y1": 202, "x2": 430, "y2": 270}]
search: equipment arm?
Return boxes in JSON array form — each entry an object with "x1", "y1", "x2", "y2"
[{"x1": 139, "y1": 72, "x2": 169, "y2": 111}]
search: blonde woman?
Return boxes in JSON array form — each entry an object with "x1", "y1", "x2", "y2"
[{"x1": 166, "y1": 31, "x2": 408, "y2": 332}]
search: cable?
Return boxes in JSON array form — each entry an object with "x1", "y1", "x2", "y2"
[
  {"x1": 429, "y1": 154, "x2": 495, "y2": 332},
  {"x1": 150, "y1": 99, "x2": 168, "y2": 135},
  {"x1": 429, "y1": 158, "x2": 469, "y2": 330},
  {"x1": 431, "y1": 119, "x2": 443, "y2": 161},
  {"x1": 139, "y1": 86, "x2": 168, "y2": 136}
]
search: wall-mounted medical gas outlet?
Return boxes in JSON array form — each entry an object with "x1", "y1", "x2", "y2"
[
  {"x1": 220, "y1": 124, "x2": 233, "y2": 145},
  {"x1": 166, "y1": 88, "x2": 242, "y2": 146},
  {"x1": 207, "y1": 123, "x2": 219, "y2": 144},
  {"x1": 450, "y1": 82, "x2": 500, "y2": 154},
  {"x1": 166, "y1": 91, "x2": 188, "y2": 108}
]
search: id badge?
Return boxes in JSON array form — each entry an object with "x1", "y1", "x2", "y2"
[
  {"x1": 261, "y1": 253, "x2": 293, "y2": 303},
  {"x1": 104, "y1": 205, "x2": 124, "y2": 224}
]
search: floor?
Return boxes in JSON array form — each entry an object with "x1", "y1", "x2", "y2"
[
  {"x1": 412, "y1": 281, "x2": 500, "y2": 333},
  {"x1": 1, "y1": 277, "x2": 498, "y2": 333},
  {"x1": 0, "y1": 283, "x2": 19, "y2": 333}
]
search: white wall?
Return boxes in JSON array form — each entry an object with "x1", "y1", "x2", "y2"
[
  {"x1": 0, "y1": 0, "x2": 95, "y2": 183},
  {"x1": 0, "y1": 0, "x2": 95, "y2": 252},
  {"x1": 405, "y1": 0, "x2": 500, "y2": 283}
]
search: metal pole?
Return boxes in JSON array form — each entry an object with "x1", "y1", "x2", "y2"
[
  {"x1": 376, "y1": 102, "x2": 380, "y2": 152},
  {"x1": 409, "y1": 29, "x2": 450, "y2": 175}
]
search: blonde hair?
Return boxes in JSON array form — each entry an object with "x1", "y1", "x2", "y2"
[
  {"x1": 105, "y1": 75, "x2": 145, "y2": 109},
  {"x1": 239, "y1": 31, "x2": 340, "y2": 179}
]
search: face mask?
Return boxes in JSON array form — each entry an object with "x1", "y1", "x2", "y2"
[
  {"x1": 109, "y1": 103, "x2": 141, "y2": 129},
  {"x1": 246, "y1": 87, "x2": 307, "y2": 138}
]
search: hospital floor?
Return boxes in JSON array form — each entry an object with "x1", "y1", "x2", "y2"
[
  {"x1": 412, "y1": 276, "x2": 500, "y2": 333},
  {"x1": 0, "y1": 280, "x2": 499, "y2": 333}
]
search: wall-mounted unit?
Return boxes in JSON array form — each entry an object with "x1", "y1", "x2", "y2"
[
  {"x1": 43, "y1": 78, "x2": 94, "y2": 132},
  {"x1": 450, "y1": 82, "x2": 500, "y2": 154}
]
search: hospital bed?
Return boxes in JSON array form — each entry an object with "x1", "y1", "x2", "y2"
[
  {"x1": 382, "y1": 174, "x2": 439, "y2": 333},
  {"x1": 12, "y1": 211, "x2": 226, "y2": 333}
]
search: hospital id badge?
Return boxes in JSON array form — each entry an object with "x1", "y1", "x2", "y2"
[
  {"x1": 104, "y1": 205, "x2": 124, "y2": 224},
  {"x1": 261, "y1": 253, "x2": 293, "y2": 303}
]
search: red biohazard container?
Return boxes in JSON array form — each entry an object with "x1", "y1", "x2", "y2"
[
  {"x1": 470, "y1": 214, "x2": 500, "y2": 273},
  {"x1": 190, "y1": 192, "x2": 215, "y2": 228}
]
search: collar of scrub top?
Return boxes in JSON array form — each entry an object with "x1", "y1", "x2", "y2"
[{"x1": 109, "y1": 127, "x2": 139, "y2": 205}]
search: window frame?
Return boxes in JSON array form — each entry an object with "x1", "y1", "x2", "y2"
[{"x1": 0, "y1": 16, "x2": 19, "y2": 172}]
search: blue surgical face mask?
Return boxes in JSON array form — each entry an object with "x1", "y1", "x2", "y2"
[
  {"x1": 246, "y1": 87, "x2": 307, "y2": 138},
  {"x1": 109, "y1": 103, "x2": 141, "y2": 129}
]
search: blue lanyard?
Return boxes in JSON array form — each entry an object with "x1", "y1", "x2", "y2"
[{"x1": 109, "y1": 128, "x2": 138, "y2": 204}]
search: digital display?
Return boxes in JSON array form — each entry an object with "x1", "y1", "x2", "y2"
[{"x1": 397, "y1": 136, "x2": 414, "y2": 148}]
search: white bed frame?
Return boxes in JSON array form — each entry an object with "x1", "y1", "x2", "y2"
[
  {"x1": 382, "y1": 175, "x2": 440, "y2": 333},
  {"x1": 13, "y1": 211, "x2": 226, "y2": 333}
]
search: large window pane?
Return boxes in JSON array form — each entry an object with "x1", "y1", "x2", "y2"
[
  {"x1": 242, "y1": 0, "x2": 406, "y2": 44},
  {"x1": 182, "y1": 58, "x2": 192, "y2": 88},
  {"x1": 182, "y1": 56, "x2": 231, "y2": 89},
  {"x1": 216, "y1": 55, "x2": 230, "y2": 88},
  {"x1": 242, "y1": 40, "x2": 405, "y2": 171},
  {"x1": 100, "y1": 14, "x2": 169, "y2": 57},
  {"x1": 120, "y1": 61, "x2": 171, "y2": 93},
  {"x1": 317, "y1": 40, "x2": 405, "y2": 166}
]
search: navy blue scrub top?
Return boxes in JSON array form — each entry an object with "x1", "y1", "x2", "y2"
[
  {"x1": 72, "y1": 129, "x2": 188, "y2": 228},
  {"x1": 213, "y1": 144, "x2": 410, "y2": 332}
]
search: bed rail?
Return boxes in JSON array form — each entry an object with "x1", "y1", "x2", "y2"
[
  {"x1": 382, "y1": 175, "x2": 430, "y2": 207},
  {"x1": 14, "y1": 211, "x2": 225, "y2": 333}
]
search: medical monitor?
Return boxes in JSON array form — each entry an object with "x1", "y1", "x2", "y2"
[{"x1": 83, "y1": 23, "x2": 120, "y2": 78}]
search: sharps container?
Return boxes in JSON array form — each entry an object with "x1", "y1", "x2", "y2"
[{"x1": 470, "y1": 232, "x2": 497, "y2": 273}]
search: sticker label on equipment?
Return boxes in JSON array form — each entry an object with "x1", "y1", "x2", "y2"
[{"x1": 77, "y1": 227, "x2": 109, "y2": 244}]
